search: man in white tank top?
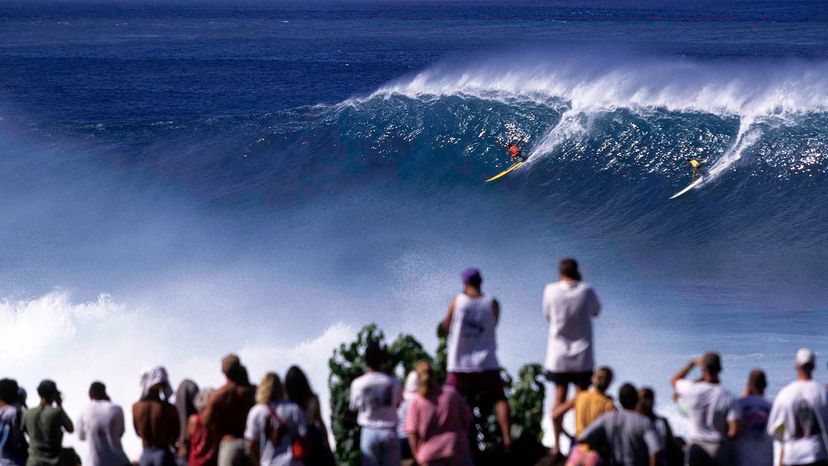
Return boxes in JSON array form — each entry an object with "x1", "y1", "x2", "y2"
[{"x1": 440, "y1": 267, "x2": 512, "y2": 451}]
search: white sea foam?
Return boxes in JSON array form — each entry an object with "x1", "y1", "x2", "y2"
[{"x1": 0, "y1": 291, "x2": 353, "y2": 460}]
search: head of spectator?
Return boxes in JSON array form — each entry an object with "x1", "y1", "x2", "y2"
[
  {"x1": 255, "y1": 373, "x2": 284, "y2": 405},
  {"x1": 699, "y1": 351, "x2": 722, "y2": 383},
  {"x1": 592, "y1": 367, "x2": 614, "y2": 394},
  {"x1": 796, "y1": 348, "x2": 815, "y2": 380},
  {"x1": 88, "y1": 381, "x2": 110, "y2": 401},
  {"x1": 140, "y1": 366, "x2": 173, "y2": 401},
  {"x1": 37, "y1": 379, "x2": 61, "y2": 406},
  {"x1": 559, "y1": 258, "x2": 582, "y2": 282},
  {"x1": 285, "y1": 366, "x2": 315, "y2": 407},
  {"x1": 461, "y1": 267, "x2": 482, "y2": 293},
  {"x1": 221, "y1": 353, "x2": 252, "y2": 386},
  {"x1": 0, "y1": 378, "x2": 19, "y2": 407},
  {"x1": 364, "y1": 341, "x2": 386, "y2": 372},
  {"x1": 637, "y1": 387, "x2": 656, "y2": 418},
  {"x1": 194, "y1": 388, "x2": 214, "y2": 413},
  {"x1": 618, "y1": 383, "x2": 639, "y2": 411},
  {"x1": 745, "y1": 369, "x2": 767, "y2": 396},
  {"x1": 415, "y1": 360, "x2": 437, "y2": 397}
]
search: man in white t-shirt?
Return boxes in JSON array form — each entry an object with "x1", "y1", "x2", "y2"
[
  {"x1": 767, "y1": 348, "x2": 828, "y2": 466},
  {"x1": 730, "y1": 370, "x2": 773, "y2": 466},
  {"x1": 671, "y1": 352, "x2": 736, "y2": 466},
  {"x1": 78, "y1": 382, "x2": 130, "y2": 466},
  {"x1": 349, "y1": 342, "x2": 402, "y2": 466},
  {"x1": 542, "y1": 258, "x2": 601, "y2": 456}
]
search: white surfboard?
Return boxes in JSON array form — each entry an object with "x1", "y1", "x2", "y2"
[{"x1": 669, "y1": 177, "x2": 704, "y2": 200}]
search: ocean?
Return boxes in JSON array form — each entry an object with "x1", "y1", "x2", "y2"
[{"x1": 1, "y1": 0, "x2": 827, "y2": 456}]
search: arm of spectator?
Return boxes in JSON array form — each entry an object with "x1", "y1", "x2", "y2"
[
  {"x1": 644, "y1": 424, "x2": 662, "y2": 466},
  {"x1": 440, "y1": 296, "x2": 457, "y2": 334},
  {"x1": 77, "y1": 410, "x2": 86, "y2": 441},
  {"x1": 551, "y1": 397, "x2": 576, "y2": 427},
  {"x1": 170, "y1": 406, "x2": 181, "y2": 449},
  {"x1": 493, "y1": 299, "x2": 500, "y2": 326},
  {"x1": 115, "y1": 406, "x2": 125, "y2": 439},
  {"x1": 405, "y1": 399, "x2": 421, "y2": 459},
  {"x1": 766, "y1": 398, "x2": 784, "y2": 440},
  {"x1": 590, "y1": 288, "x2": 601, "y2": 317},
  {"x1": 671, "y1": 358, "x2": 700, "y2": 389},
  {"x1": 727, "y1": 401, "x2": 741, "y2": 438},
  {"x1": 61, "y1": 409, "x2": 74, "y2": 434},
  {"x1": 407, "y1": 434, "x2": 420, "y2": 460},
  {"x1": 244, "y1": 409, "x2": 261, "y2": 466}
]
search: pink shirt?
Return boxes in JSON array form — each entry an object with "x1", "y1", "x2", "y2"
[{"x1": 404, "y1": 385, "x2": 471, "y2": 464}]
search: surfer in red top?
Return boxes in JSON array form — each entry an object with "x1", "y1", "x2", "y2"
[{"x1": 508, "y1": 143, "x2": 525, "y2": 163}]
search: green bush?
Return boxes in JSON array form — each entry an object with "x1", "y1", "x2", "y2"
[{"x1": 328, "y1": 324, "x2": 547, "y2": 466}]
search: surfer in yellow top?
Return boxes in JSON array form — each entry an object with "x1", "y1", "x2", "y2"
[
  {"x1": 508, "y1": 143, "x2": 526, "y2": 163},
  {"x1": 687, "y1": 158, "x2": 707, "y2": 182}
]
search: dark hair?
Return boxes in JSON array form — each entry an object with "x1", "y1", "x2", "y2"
[
  {"x1": 637, "y1": 387, "x2": 655, "y2": 416},
  {"x1": 365, "y1": 341, "x2": 386, "y2": 370},
  {"x1": 0, "y1": 379, "x2": 19, "y2": 405},
  {"x1": 701, "y1": 352, "x2": 722, "y2": 375},
  {"x1": 89, "y1": 381, "x2": 109, "y2": 401},
  {"x1": 748, "y1": 369, "x2": 767, "y2": 392},
  {"x1": 285, "y1": 366, "x2": 315, "y2": 408},
  {"x1": 559, "y1": 258, "x2": 582, "y2": 281},
  {"x1": 618, "y1": 383, "x2": 639, "y2": 410}
]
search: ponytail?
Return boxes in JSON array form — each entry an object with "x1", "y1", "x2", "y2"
[{"x1": 415, "y1": 360, "x2": 436, "y2": 397}]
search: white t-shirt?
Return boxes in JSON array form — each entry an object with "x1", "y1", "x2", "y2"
[
  {"x1": 767, "y1": 380, "x2": 828, "y2": 466},
  {"x1": 77, "y1": 400, "x2": 129, "y2": 466},
  {"x1": 446, "y1": 293, "x2": 500, "y2": 373},
  {"x1": 349, "y1": 372, "x2": 401, "y2": 430},
  {"x1": 732, "y1": 395, "x2": 773, "y2": 466},
  {"x1": 542, "y1": 280, "x2": 601, "y2": 373},
  {"x1": 244, "y1": 401, "x2": 307, "y2": 466},
  {"x1": 675, "y1": 380, "x2": 736, "y2": 443}
]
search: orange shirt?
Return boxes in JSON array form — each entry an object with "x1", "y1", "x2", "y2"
[{"x1": 574, "y1": 389, "x2": 616, "y2": 436}]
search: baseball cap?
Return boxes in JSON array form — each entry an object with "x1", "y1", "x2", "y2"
[
  {"x1": 461, "y1": 268, "x2": 482, "y2": 286},
  {"x1": 796, "y1": 348, "x2": 816, "y2": 367}
]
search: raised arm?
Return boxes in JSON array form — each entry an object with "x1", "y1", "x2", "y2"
[{"x1": 671, "y1": 358, "x2": 700, "y2": 389}]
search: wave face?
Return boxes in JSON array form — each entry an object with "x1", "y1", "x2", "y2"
[{"x1": 101, "y1": 53, "x2": 828, "y2": 251}]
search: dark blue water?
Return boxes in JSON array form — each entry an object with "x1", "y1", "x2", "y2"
[{"x1": 1, "y1": 0, "x2": 828, "y2": 451}]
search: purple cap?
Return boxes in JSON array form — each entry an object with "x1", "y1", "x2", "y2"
[{"x1": 462, "y1": 267, "x2": 482, "y2": 286}]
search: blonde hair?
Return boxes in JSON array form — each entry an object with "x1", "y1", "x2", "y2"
[
  {"x1": 256, "y1": 372, "x2": 283, "y2": 405},
  {"x1": 415, "y1": 360, "x2": 436, "y2": 397}
]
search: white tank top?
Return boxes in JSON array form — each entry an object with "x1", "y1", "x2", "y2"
[{"x1": 447, "y1": 293, "x2": 500, "y2": 373}]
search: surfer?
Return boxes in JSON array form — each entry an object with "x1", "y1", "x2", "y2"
[
  {"x1": 687, "y1": 158, "x2": 707, "y2": 182},
  {"x1": 508, "y1": 143, "x2": 525, "y2": 163}
]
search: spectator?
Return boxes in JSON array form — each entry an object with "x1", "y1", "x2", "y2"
[
  {"x1": 440, "y1": 267, "x2": 512, "y2": 449},
  {"x1": 133, "y1": 367, "x2": 180, "y2": 466},
  {"x1": 203, "y1": 354, "x2": 256, "y2": 466},
  {"x1": 767, "y1": 349, "x2": 828, "y2": 466},
  {"x1": 176, "y1": 380, "x2": 200, "y2": 464},
  {"x1": 187, "y1": 389, "x2": 217, "y2": 466},
  {"x1": 78, "y1": 382, "x2": 130, "y2": 466},
  {"x1": 552, "y1": 367, "x2": 615, "y2": 465},
  {"x1": 244, "y1": 373, "x2": 306, "y2": 466},
  {"x1": 543, "y1": 258, "x2": 601, "y2": 455},
  {"x1": 671, "y1": 352, "x2": 736, "y2": 466},
  {"x1": 0, "y1": 379, "x2": 26, "y2": 466},
  {"x1": 637, "y1": 388, "x2": 679, "y2": 466},
  {"x1": 349, "y1": 341, "x2": 402, "y2": 466},
  {"x1": 396, "y1": 372, "x2": 419, "y2": 465},
  {"x1": 284, "y1": 366, "x2": 335, "y2": 466},
  {"x1": 21, "y1": 380, "x2": 74, "y2": 466},
  {"x1": 729, "y1": 370, "x2": 772, "y2": 466},
  {"x1": 579, "y1": 383, "x2": 661, "y2": 466},
  {"x1": 405, "y1": 360, "x2": 472, "y2": 466}
]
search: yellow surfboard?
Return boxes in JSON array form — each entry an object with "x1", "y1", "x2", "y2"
[{"x1": 485, "y1": 161, "x2": 524, "y2": 183}]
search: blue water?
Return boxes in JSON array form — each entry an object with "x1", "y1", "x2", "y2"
[{"x1": 2, "y1": 0, "x2": 828, "y2": 452}]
